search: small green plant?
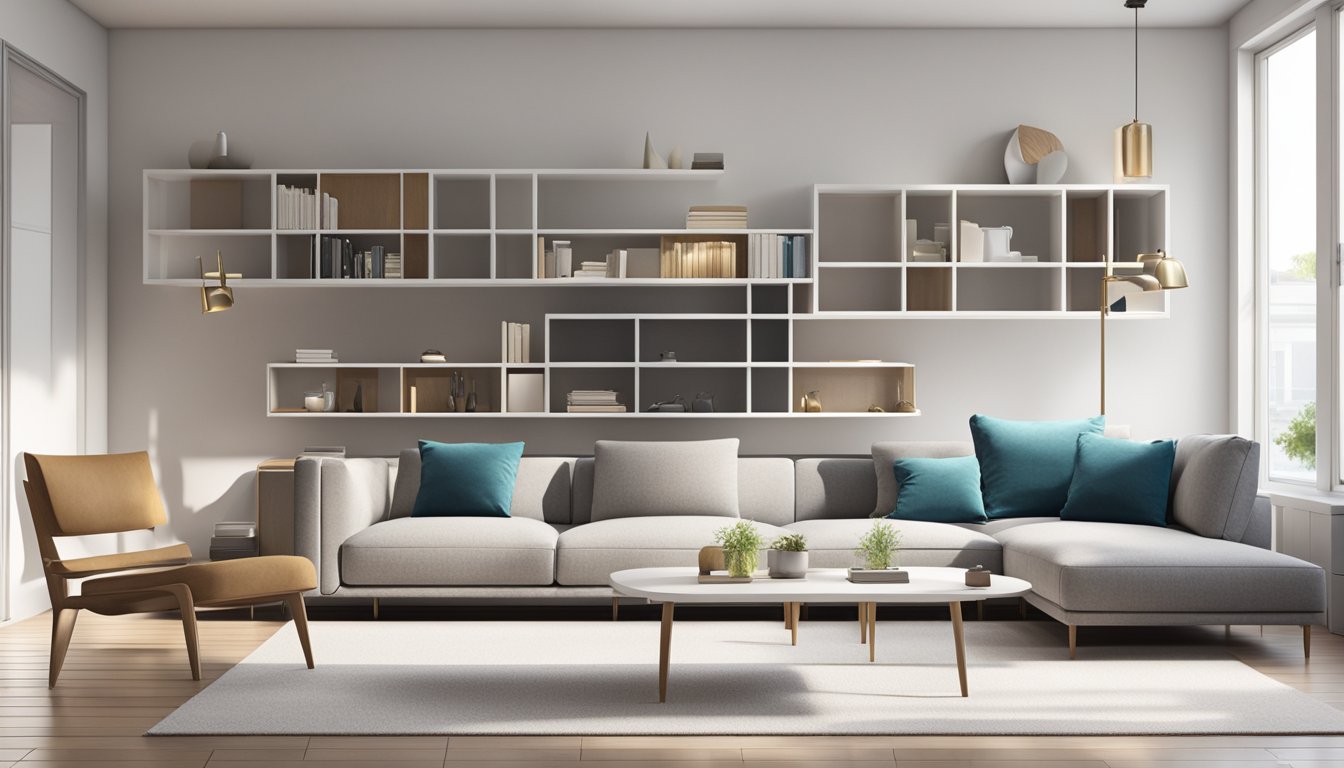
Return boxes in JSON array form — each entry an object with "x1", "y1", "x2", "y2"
[
  {"x1": 714, "y1": 520, "x2": 766, "y2": 577},
  {"x1": 1275, "y1": 401, "x2": 1317, "y2": 470},
  {"x1": 770, "y1": 533, "x2": 808, "y2": 552},
  {"x1": 855, "y1": 520, "x2": 902, "y2": 571}
]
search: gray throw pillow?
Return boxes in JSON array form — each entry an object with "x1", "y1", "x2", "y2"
[
  {"x1": 870, "y1": 441, "x2": 975, "y2": 518},
  {"x1": 591, "y1": 438, "x2": 739, "y2": 521},
  {"x1": 1170, "y1": 434, "x2": 1260, "y2": 540}
]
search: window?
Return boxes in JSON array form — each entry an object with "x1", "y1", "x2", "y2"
[{"x1": 1257, "y1": 27, "x2": 1317, "y2": 483}]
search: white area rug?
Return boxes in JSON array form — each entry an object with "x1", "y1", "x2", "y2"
[{"x1": 150, "y1": 619, "x2": 1344, "y2": 735}]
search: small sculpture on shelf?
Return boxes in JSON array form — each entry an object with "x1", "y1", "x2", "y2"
[
  {"x1": 466, "y1": 378, "x2": 478, "y2": 413},
  {"x1": 642, "y1": 132, "x2": 667, "y2": 170},
  {"x1": 1004, "y1": 124, "x2": 1067, "y2": 184},
  {"x1": 801, "y1": 390, "x2": 822, "y2": 413}
]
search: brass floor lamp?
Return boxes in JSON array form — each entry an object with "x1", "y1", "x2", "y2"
[{"x1": 1100, "y1": 250, "x2": 1188, "y2": 416}]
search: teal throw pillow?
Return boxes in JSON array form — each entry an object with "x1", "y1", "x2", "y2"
[
  {"x1": 888, "y1": 456, "x2": 987, "y2": 524},
  {"x1": 1060, "y1": 433, "x2": 1175, "y2": 527},
  {"x1": 969, "y1": 414, "x2": 1105, "y2": 519},
  {"x1": 411, "y1": 440, "x2": 525, "y2": 518}
]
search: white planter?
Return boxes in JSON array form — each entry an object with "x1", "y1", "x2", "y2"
[{"x1": 768, "y1": 549, "x2": 809, "y2": 579}]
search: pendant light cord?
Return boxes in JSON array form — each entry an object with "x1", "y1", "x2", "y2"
[{"x1": 1133, "y1": 4, "x2": 1139, "y2": 122}]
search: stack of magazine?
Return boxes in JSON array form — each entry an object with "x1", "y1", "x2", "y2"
[
  {"x1": 210, "y1": 522, "x2": 257, "y2": 561},
  {"x1": 566, "y1": 390, "x2": 625, "y2": 413}
]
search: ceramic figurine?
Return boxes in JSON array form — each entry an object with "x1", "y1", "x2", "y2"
[
  {"x1": 643, "y1": 132, "x2": 667, "y2": 170},
  {"x1": 1004, "y1": 124, "x2": 1066, "y2": 184},
  {"x1": 667, "y1": 146, "x2": 684, "y2": 170},
  {"x1": 801, "y1": 390, "x2": 822, "y2": 413},
  {"x1": 466, "y1": 378, "x2": 478, "y2": 413}
]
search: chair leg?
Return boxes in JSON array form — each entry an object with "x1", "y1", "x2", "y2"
[
  {"x1": 48, "y1": 607, "x2": 79, "y2": 689},
  {"x1": 1304, "y1": 624, "x2": 1312, "y2": 660},
  {"x1": 164, "y1": 585, "x2": 201, "y2": 680},
  {"x1": 284, "y1": 593, "x2": 315, "y2": 669},
  {"x1": 1068, "y1": 624, "x2": 1077, "y2": 660}
]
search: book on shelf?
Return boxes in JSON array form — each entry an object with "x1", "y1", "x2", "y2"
[
  {"x1": 301, "y1": 445, "x2": 346, "y2": 458},
  {"x1": 214, "y1": 521, "x2": 257, "y2": 538},
  {"x1": 384, "y1": 252, "x2": 403, "y2": 279},
  {"x1": 691, "y1": 152, "x2": 725, "y2": 170},
  {"x1": 554, "y1": 241, "x2": 573, "y2": 278},
  {"x1": 566, "y1": 404, "x2": 628, "y2": 413},
  {"x1": 660, "y1": 240, "x2": 737, "y2": 278},
  {"x1": 566, "y1": 389, "x2": 622, "y2": 405},
  {"x1": 501, "y1": 321, "x2": 532, "y2": 363},
  {"x1": 536, "y1": 235, "x2": 545, "y2": 279},
  {"x1": 420, "y1": 353, "x2": 447, "y2": 363},
  {"x1": 276, "y1": 185, "x2": 318, "y2": 230},
  {"x1": 574, "y1": 259, "x2": 610, "y2": 278},
  {"x1": 686, "y1": 204, "x2": 748, "y2": 229},
  {"x1": 322, "y1": 192, "x2": 339, "y2": 230},
  {"x1": 746, "y1": 234, "x2": 809, "y2": 279},
  {"x1": 295, "y1": 349, "x2": 337, "y2": 364}
]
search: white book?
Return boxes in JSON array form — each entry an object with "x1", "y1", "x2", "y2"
[
  {"x1": 513, "y1": 323, "x2": 524, "y2": 362},
  {"x1": 521, "y1": 323, "x2": 531, "y2": 363},
  {"x1": 500, "y1": 321, "x2": 509, "y2": 362}
]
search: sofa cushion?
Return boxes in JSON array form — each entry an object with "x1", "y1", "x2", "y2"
[
  {"x1": 970, "y1": 414, "x2": 1105, "y2": 519},
  {"x1": 784, "y1": 518, "x2": 1002, "y2": 571},
  {"x1": 1060, "y1": 434, "x2": 1175, "y2": 527},
  {"x1": 870, "y1": 442, "x2": 974, "y2": 518},
  {"x1": 996, "y1": 521, "x2": 1324, "y2": 613},
  {"x1": 556, "y1": 516, "x2": 785, "y2": 586},
  {"x1": 1170, "y1": 434, "x2": 1260, "y2": 541},
  {"x1": 392, "y1": 450, "x2": 574, "y2": 524},
  {"x1": 341, "y1": 517, "x2": 558, "y2": 586},
  {"x1": 411, "y1": 441, "x2": 525, "y2": 518},
  {"x1": 590, "y1": 439, "x2": 739, "y2": 522},
  {"x1": 889, "y1": 456, "x2": 986, "y2": 524}
]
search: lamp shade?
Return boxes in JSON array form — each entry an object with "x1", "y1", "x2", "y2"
[
  {"x1": 200, "y1": 285, "x2": 234, "y2": 313},
  {"x1": 1120, "y1": 120, "x2": 1152, "y2": 178},
  {"x1": 1138, "y1": 250, "x2": 1188, "y2": 290}
]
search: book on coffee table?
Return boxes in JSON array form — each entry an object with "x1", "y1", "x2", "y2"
[{"x1": 847, "y1": 567, "x2": 911, "y2": 584}]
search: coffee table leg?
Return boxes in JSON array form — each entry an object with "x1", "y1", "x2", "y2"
[
  {"x1": 859, "y1": 604, "x2": 867, "y2": 644},
  {"x1": 790, "y1": 602, "x2": 799, "y2": 646},
  {"x1": 784, "y1": 602, "x2": 793, "y2": 630},
  {"x1": 867, "y1": 602, "x2": 876, "y2": 662},
  {"x1": 950, "y1": 601, "x2": 968, "y2": 697},
  {"x1": 659, "y1": 602, "x2": 675, "y2": 703}
]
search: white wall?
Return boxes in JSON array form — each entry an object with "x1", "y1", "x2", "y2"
[
  {"x1": 0, "y1": 0, "x2": 108, "y2": 621},
  {"x1": 107, "y1": 28, "x2": 1228, "y2": 556}
]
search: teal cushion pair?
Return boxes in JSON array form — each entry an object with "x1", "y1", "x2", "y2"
[
  {"x1": 411, "y1": 440, "x2": 525, "y2": 518},
  {"x1": 970, "y1": 414, "x2": 1105, "y2": 519}
]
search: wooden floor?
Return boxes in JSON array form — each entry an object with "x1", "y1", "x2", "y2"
[{"x1": 2, "y1": 607, "x2": 1344, "y2": 767}]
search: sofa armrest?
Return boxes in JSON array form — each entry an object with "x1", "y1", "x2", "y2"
[
  {"x1": 293, "y1": 458, "x2": 322, "y2": 592},
  {"x1": 310, "y1": 458, "x2": 391, "y2": 594},
  {"x1": 1241, "y1": 494, "x2": 1272, "y2": 550}
]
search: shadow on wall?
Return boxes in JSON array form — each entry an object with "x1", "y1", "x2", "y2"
[{"x1": 11, "y1": 453, "x2": 46, "y2": 592}]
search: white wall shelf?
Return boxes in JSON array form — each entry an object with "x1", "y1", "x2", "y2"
[{"x1": 812, "y1": 183, "x2": 1170, "y2": 317}]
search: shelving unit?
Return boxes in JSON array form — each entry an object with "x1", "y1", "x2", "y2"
[
  {"x1": 265, "y1": 283, "x2": 919, "y2": 419},
  {"x1": 812, "y1": 184, "x2": 1169, "y2": 317},
  {"x1": 144, "y1": 168, "x2": 810, "y2": 286}
]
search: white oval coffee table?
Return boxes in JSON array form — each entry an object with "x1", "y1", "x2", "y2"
[{"x1": 609, "y1": 566, "x2": 1031, "y2": 702}]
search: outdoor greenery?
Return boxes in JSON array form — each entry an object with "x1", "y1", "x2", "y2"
[
  {"x1": 1289, "y1": 251, "x2": 1316, "y2": 281},
  {"x1": 770, "y1": 533, "x2": 808, "y2": 552},
  {"x1": 855, "y1": 520, "x2": 902, "y2": 571},
  {"x1": 714, "y1": 520, "x2": 766, "y2": 577},
  {"x1": 1276, "y1": 400, "x2": 1317, "y2": 470}
]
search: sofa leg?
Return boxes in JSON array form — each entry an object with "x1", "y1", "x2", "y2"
[
  {"x1": 612, "y1": 597, "x2": 619, "y2": 622},
  {"x1": 1304, "y1": 624, "x2": 1312, "y2": 659},
  {"x1": 1068, "y1": 625, "x2": 1077, "y2": 660},
  {"x1": 372, "y1": 598, "x2": 379, "y2": 620}
]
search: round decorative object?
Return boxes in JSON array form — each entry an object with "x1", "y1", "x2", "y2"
[
  {"x1": 895, "y1": 400, "x2": 916, "y2": 413},
  {"x1": 868, "y1": 404, "x2": 886, "y2": 413},
  {"x1": 1004, "y1": 124, "x2": 1066, "y2": 184},
  {"x1": 801, "y1": 390, "x2": 821, "y2": 413},
  {"x1": 768, "y1": 549, "x2": 809, "y2": 579}
]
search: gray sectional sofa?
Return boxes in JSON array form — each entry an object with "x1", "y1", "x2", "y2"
[{"x1": 291, "y1": 439, "x2": 1327, "y2": 654}]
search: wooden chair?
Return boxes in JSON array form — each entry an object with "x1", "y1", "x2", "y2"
[{"x1": 22, "y1": 451, "x2": 318, "y2": 687}]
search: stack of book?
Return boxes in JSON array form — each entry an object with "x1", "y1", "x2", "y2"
[
  {"x1": 573, "y1": 260, "x2": 610, "y2": 278},
  {"x1": 296, "y1": 349, "x2": 337, "y2": 364},
  {"x1": 315, "y1": 239, "x2": 396, "y2": 279},
  {"x1": 746, "y1": 234, "x2": 809, "y2": 279},
  {"x1": 384, "y1": 251, "x2": 403, "y2": 278},
  {"x1": 501, "y1": 322, "x2": 532, "y2": 363},
  {"x1": 567, "y1": 390, "x2": 626, "y2": 413},
  {"x1": 686, "y1": 205, "x2": 747, "y2": 229},
  {"x1": 276, "y1": 185, "x2": 317, "y2": 230},
  {"x1": 692, "y1": 152, "x2": 725, "y2": 170},
  {"x1": 210, "y1": 522, "x2": 257, "y2": 562},
  {"x1": 301, "y1": 446, "x2": 346, "y2": 458},
  {"x1": 661, "y1": 240, "x2": 737, "y2": 278}
]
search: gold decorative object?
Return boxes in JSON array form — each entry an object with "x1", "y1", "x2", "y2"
[
  {"x1": 801, "y1": 390, "x2": 822, "y2": 412},
  {"x1": 868, "y1": 404, "x2": 886, "y2": 413},
  {"x1": 1117, "y1": 0, "x2": 1152, "y2": 179},
  {"x1": 1100, "y1": 250, "x2": 1188, "y2": 414},
  {"x1": 197, "y1": 250, "x2": 238, "y2": 314},
  {"x1": 697, "y1": 545, "x2": 724, "y2": 575},
  {"x1": 894, "y1": 400, "x2": 917, "y2": 413}
]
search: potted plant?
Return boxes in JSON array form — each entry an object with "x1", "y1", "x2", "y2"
[
  {"x1": 855, "y1": 520, "x2": 902, "y2": 571},
  {"x1": 714, "y1": 520, "x2": 766, "y2": 578},
  {"x1": 768, "y1": 533, "x2": 809, "y2": 579}
]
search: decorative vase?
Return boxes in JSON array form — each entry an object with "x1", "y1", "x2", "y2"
[
  {"x1": 466, "y1": 379, "x2": 478, "y2": 413},
  {"x1": 723, "y1": 549, "x2": 758, "y2": 578},
  {"x1": 643, "y1": 132, "x2": 667, "y2": 170},
  {"x1": 801, "y1": 390, "x2": 821, "y2": 412},
  {"x1": 768, "y1": 550, "x2": 808, "y2": 579},
  {"x1": 667, "y1": 146, "x2": 684, "y2": 170},
  {"x1": 1004, "y1": 124, "x2": 1066, "y2": 185}
]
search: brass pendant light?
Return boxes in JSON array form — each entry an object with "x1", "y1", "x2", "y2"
[{"x1": 1119, "y1": 0, "x2": 1152, "y2": 178}]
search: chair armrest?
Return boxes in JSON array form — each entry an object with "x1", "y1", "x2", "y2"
[
  {"x1": 49, "y1": 543, "x2": 193, "y2": 577},
  {"x1": 317, "y1": 458, "x2": 391, "y2": 594}
]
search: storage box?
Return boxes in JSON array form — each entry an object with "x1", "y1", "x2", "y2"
[{"x1": 507, "y1": 372, "x2": 544, "y2": 413}]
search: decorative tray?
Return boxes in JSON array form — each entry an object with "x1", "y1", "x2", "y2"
[{"x1": 846, "y1": 567, "x2": 910, "y2": 584}]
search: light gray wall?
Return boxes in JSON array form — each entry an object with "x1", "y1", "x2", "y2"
[
  {"x1": 1, "y1": 0, "x2": 109, "y2": 621},
  {"x1": 108, "y1": 28, "x2": 1228, "y2": 555}
]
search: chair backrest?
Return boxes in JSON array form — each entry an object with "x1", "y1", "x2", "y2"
[{"x1": 23, "y1": 452, "x2": 167, "y2": 539}]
